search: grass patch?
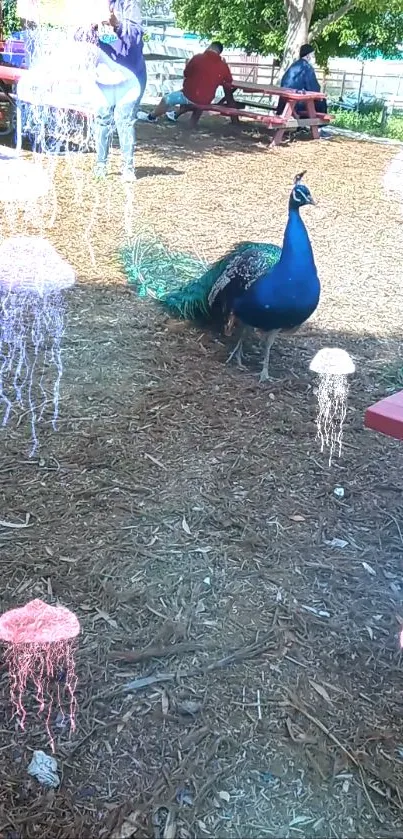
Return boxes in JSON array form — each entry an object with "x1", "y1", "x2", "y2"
[
  {"x1": 380, "y1": 362, "x2": 403, "y2": 393},
  {"x1": 330, "y1": 110, "x2": 403, "y2": 141}
]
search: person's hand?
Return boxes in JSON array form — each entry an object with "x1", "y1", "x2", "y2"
[{"x1": 109, "y1": 10, "x2": 118, "y2": 28}]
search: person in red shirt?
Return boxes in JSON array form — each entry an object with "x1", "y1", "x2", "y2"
[{"x1": 137, "y1": 41, "x2": 233, "y2": 123}]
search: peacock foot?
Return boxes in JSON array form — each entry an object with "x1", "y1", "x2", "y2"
[
  {"x1": 226, "y1": 339, "x2": 246, "y2": 369},
  {"x1": 224, "y1": 312, "x2": 237, "y2": 337},
  {"x1": 259, "y1": 366, "x2": 273, "y2": 383}
]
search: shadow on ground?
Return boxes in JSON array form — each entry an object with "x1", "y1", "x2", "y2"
[{"x1": 0, "y1": 278, "x2": 402, "y2": 839}]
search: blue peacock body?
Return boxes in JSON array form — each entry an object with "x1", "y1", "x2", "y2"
[
  {"x1": 121, "y1": 172, "x2": 320, "y2": 381},
  {"x1": 121, "y1": 238, "x2": 281, "y2": 321}
]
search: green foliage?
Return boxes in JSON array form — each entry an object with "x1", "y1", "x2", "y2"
[
  {"x1": 332, "y1": 97, "x2": 385, "y2": 114},
  {"x1": 2, "y1": 0, "x2": 20, "y2": 37},
  {"x1": 356, "y1": 98, "x2": 385, "y2": 115},
  {"x1": 331, "y1": 109, "x2": 403, "y2": 140},
  {"x1": 380, "y1": 362, "x2": 403, "y2": 393},
  {"x1": 173, "y1": 0, "x2": 403, "y2": 62},
  {"x1": 143, "y1": 0, "x2": 173, "y2": 15}
]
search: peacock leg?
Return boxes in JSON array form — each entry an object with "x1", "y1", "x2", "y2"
[
  {"x1": 226, "y1": 331, "x2": 246, "y2": 369},
  {"x1": 259, "y1": 330, "x2": 280, "y2": 382}
]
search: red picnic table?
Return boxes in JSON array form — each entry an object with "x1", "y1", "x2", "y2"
[
  {"x1": 176, "y1": 78, "x2": 331, "y2": 146},
  {"x1": 0, "y1": 64, "x2": 24, "y2": 83},
  {"x1": 0, "y1": 63, "x2": 95, "y2": 152},
  {"x1": 0, "y1": 63, "x2": 23, "y2": 137},
  {"x1": 364, "y1": 391, "x2": 403, "y2": 441}
]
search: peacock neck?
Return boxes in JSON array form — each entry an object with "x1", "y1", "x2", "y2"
[{"x1": 280, "y1": 207, "x2": 315, "y2": 268}]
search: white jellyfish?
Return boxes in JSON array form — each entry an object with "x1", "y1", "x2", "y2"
[
  {"x1": 0, "y1": 236, "x2": 75, "y2": 454},
  {"x1": 310, "y1": 347, "x2": 355, "y2": 465}
]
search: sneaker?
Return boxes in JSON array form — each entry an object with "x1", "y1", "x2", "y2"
[
  {"x1": 93, "y1": 163, "x2": 107, "y2": 179},
  {"x1": 137, "y1": 110, "x2": 157, "y2": 122},
  {"x1": 319, "y1": 128, "x2": 332, "y2": 139},
  {"x1": 166, "y1": 111, "x2": 178, "y2": 122},
  {"x1": 122, "y1": 168, "x2": 136, "y2": 183}
]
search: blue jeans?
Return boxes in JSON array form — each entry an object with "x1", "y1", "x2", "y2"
[
  {"x1": 94, "y1": 74, "x2": 145, "y2": 168},
  {"x1": 163, "y1": 89, "x2": 192, "y2": 107}
]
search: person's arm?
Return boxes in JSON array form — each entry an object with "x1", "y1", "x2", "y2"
[
  {"x1": 221, "y1": 59, "x2": 233, "y2": 90},
  {"x1": 303, "y1": 63, "x2": 320, "y2": 92},
  {"x1": 281, "y1": 62, "x2": 307, "y2": 90},
  {"x1": 109, "y1": 2, "x2": 143, "y2": 48},
  {"x1": 280, "y1": 67, "x2": 292, "y2": 88}
]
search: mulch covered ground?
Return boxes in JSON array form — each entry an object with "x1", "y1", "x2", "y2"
[{"x1": 1, "y1": 118, "x2": 403, "y2": 839}]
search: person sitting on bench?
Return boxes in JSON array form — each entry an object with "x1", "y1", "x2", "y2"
[
  {"x1": 276, "y1": 43, "x2": 327, "y2": 116},
  {"x1": 137, "y1": 41, "x2": 233, "y2": 123}
]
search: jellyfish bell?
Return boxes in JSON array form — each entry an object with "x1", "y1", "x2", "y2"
[
  {"x1": 17, "y1": 37, "x2": 99, "y2": 113},
  {"x1": 0, "y1": 598, "x2": 80, "y2": 751},
  {"x1": 17, "y1": 0, "x2": 110, "y2": 28},
  {"x1": 0, "y1": 599, "x2": 80, "y2": 645},
  {"x1": 0, "y1": 146, "x2": 50, "y2": 203},
  {"x1": 0, "y1": 236, "x2": 75, "y2": 453},
  {"x1": 309, "y1": 347, "x2": 355, "y2": 466},
  {"x1": 309, "y1": 347, "x2": 355, "y2": 377},
  {"x1": 0, "y1": 236, "x2": 75, "y2": 295}
]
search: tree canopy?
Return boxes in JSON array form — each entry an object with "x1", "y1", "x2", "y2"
[
  {"x1": 2, "y1": 0, "x2": 403, "y2": 65},
  {"x1": 172, "y1": 0, "x2": 403, "y2": 65},
  {"x1": 1, "y1": 0, "x2": 20, "y2": 36}
]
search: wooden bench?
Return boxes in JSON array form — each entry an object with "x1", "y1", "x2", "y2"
[
  {"x1": 364, "y1": 390, "x2": 403, "y2": 441},
  {"x1": 235, "y1": 99, "x2": 277, "y2": 112},
  {"x1": 176, "y1": 100, "x2": 332, "y2": 145}
]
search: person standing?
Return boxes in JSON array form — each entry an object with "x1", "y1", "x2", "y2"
[{"x1": 92, "y1": 0, "x2": 147, "y2": 181}]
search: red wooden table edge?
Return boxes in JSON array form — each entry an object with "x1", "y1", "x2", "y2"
[
  {"x1": 231, "y1": 80, "x2": 328, "y2": 101},
  {"x1": 200, "y1": 103, "x2": 332, "y2": 126},
  {"x1": 0, "y1": 65, "x2": 25, "y2": 82},
  {"x1": 364, "y1": 390, "x2": 403, "y2": 441}
]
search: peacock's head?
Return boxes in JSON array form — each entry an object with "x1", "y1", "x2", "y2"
[{"x1": 289, "y1": 171, "x2": 315, "y2": 210}]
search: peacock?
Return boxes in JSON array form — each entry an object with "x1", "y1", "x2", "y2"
[{"x1": 121, "y1": 172, "x2": 320, "y2": 382}]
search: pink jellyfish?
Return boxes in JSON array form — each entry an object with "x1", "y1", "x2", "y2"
[{"x1": 0, "y1": 599, "x2": 80, "y2": 751}]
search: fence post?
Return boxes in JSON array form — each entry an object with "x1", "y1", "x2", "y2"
[
  {"x1": 357, "y1": 61, "x2": 365, "y2": 103},
  {"x1": 341, "y1": 71, "x2": 346, "y2": 98}
]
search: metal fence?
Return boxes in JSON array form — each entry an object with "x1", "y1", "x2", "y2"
[
  {"x1": 2, "y1": 33, "x2": 403, "y2": 113},
  {"x1": 226, "y1": 60, "x2": 403, "y2": 110}
]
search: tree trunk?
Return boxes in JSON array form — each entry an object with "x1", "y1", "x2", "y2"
[{"x1": 279, "y1": 0, "x2": 316, "y2": 76}]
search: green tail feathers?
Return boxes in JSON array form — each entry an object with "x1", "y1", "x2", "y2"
[
  {"x1": 120, "y1": 235, "x2": 209, "y2": 319},
  {"x1": 120, "y1": 236, "x2": 282, "y2": 321}
]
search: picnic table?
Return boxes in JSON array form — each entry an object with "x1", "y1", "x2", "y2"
[
  {"x1": 177, "y1": 79, "x2": 331, "y2": 146},
  {"x1": 0, "y1": 64, "x2": 24, "y2": 84},
  {"x1": 0, "y1": 63, "x2": 23, "y2": 137},
  {"x1": 364, "y1": 391, "x2": 403, "y2": 441},
  {"x1": 0, "y1": 63, "x2": 95, "y2": 152}
]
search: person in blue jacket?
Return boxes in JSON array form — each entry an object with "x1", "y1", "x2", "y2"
[
  {"x1": 92, "y1": 0, "x2": 147, "y2": 181},
  {"x1": 276, "y1": 43, "x2": 327, "y2": 116}
]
